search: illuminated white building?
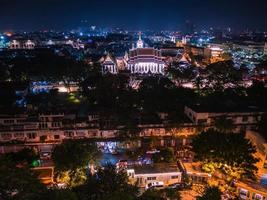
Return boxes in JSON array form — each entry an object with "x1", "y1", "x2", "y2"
[
  {"x1": 23, "y1": 40, "x2": 35, "y2": 49},
  {"x1": 9, "y1": 40, "x2": 35, "y2": 49},
  {"x1": 101, "y1": 33, "x2": 166, "y2": 75},
  {"x1": 9, "y1": 40, "x2": 21, "y2": 49},
  {"x1": 127, "y1": 33, "x2": 166, "y2": 75},
  {"x1": 101, "y1": 54, "x2": 118, "y2": 74},
  {"x1": 208, "y1": 45, "x2": 223, "y2": 58}
]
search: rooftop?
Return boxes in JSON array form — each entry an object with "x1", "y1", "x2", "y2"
[
  {"x1": 183, "y1": 162, "x2": 210, "y2": 176},
  {"x1": 130, "y1": 163, "x2": 179, "y2": 175}
]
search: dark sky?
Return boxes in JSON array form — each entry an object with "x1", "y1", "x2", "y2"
[{"x1": 1, "y1": 0, "x2": 267, "y2": 31}]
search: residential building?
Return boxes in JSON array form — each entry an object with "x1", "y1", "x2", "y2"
[
  {"x1": 236, "y1": 181, "x2": 267, "y2": 200},
  {"x1": 184, "y1": 105, "x2": 264, "y2": 131},
  {"x1": 126, "y1": 164, "x2": 182, "y2": 188},
  {"x1": 179, "y1": 161, "x2": 211, "y2": 184}
]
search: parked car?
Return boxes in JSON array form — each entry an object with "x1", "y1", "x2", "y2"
[{"x1": 146, "y1": 181, "x2": 164, "y2": 190}]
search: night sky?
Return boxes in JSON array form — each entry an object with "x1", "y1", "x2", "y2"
[{"x1": 1, "y1": 0, "x2": 267, "y2": 31}]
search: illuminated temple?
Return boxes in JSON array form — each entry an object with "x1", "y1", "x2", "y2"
[{"x1": 101, "y1": 33, "x2": 166, "y2": 75}]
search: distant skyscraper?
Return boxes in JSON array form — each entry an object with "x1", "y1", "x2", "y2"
[
  {"x1": 185, "y1": 20, "x2": 195, "y2": 35},
  {"x1": 213, "y1": 29, "x2": 223, "y2": 41}
]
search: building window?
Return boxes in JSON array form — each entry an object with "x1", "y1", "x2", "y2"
[
  {"x1": 39, "y1": 123, "x2": 48, "y2": 129},
  {"x1": 64, "y1": 131, "x2": 74, "y2": 138},
  {"x1": 52, "y1": 122, "x2": 60, "y2": 127},
  {"x1": 171, "y1": 175, "x2": 179, "y2": 179},
  {"x1": 197, "y1": 119, "x2": 207, "y2": 124},
  {"x1": 27, "y1": 133, "x2": 36, "y2": 139},
  {"x1": 17, "y1": 119, "x2": 26, "y2": 123},
  {"x1": 147, "y1": 177, "x2": 156, "y2": 181},
  {"x1": 1, "y1": 133, "x2": 12, "y2": 139},
  {"x1": 54, "y1": 135, "x2": 60, "y2": 140},
  {"x1": 14, "y1": 133, "x2": 24, "y2": 138},
  {"x1": 242, "y1": 116, "x2": 248, "y2": 122},
  {"x1": 3, "y1": 119, "x2": 14, "y2": 124}
]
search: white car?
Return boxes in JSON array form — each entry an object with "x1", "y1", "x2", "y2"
[{"x1": 145, "y1": 181, "x2": 164, "y2": 190}]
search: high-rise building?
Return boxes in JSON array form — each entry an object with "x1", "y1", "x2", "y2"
[
  {"x1": 213, "y1": 29, "x2": 223, "y2": 41},
  {"x1": 185, "y1": 20, "x2": 196, "y2": 35}
]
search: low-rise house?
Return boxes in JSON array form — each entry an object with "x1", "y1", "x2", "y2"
[
  {"x1": 180, "y1": 162, "x2": 211, "y2": 184},
  {"x1": 126, "y1": 163, "x2": 182, "y2": 188}
]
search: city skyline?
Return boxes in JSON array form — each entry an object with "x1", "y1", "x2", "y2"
[{"x1": 1, "y1": 0, "x2": 267, "y2": 31}]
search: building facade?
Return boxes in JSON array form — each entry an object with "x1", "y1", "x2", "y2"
[
  {"x1": 126, "y1": 164, "x2": 182, "y2": 188},
  {"x1": 9, "y1": 40, "x2": 35, "y2": 49},
  {"x1": 184, "y1": 105, "x2": 264, "y2": 131},
  {"x1": 101, "y1": 33, "x2": 167, "y2": 75}
]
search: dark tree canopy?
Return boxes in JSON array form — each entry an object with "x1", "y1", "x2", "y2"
[
  {"x1": 6, "y1": 147, "x2": 39, "y2": 167},
  {"x1": 52, "y1": 140, "x2": 99, "y2": 172},
  {"x1": 200, "y1": 60, "x2": 243, "y2": 92},
  {"x1": 197, "y1": 186, "x2": 222, "y2": 200},
  {"x1": 152, "y1": 147, "x2": 175, "y2": 163},
  {"x1": 192, "y1": 129, "x2": 258, "y2": 178},
  {"x1": 167, "y1": 65, "x2": 196, "y2": 86},
  {"x1": 2, "y1": 50, "x2": 89, "y2": 83},
  {"x1": 139, "y1": 188, "x2": 181, "y2": 200},
  {"x1": 75, "y1": 165, "x2": 138, "y2": 200},
  {"x1": 0, "y1": 155, "x2": 46, "y2": 200}
]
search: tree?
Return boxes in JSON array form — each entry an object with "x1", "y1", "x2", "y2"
[
  {"x1": 167, "y1": 65, "x2": 196, "y2": 87},
  {"x1": 52, "y1": 140, "x2": 99, "y2": 187},
  {"x1": 139, "y1": 188, "x2": 181, "y2": 200},
  {"x1": 239, "y1": 64, "x2": 250, "y2": 79},
  {"x1": 197, "y1": 186, "x2": 222, "y2": 200},
  {"x1": 116, "y1": 120, "x2": 141, "y2": 139},
  {"x1": 0, "y1": 83, "x2": 17, "y2": 109},
  {"x1": 247, "y1": 81, "x2": 267, "y2": 110},
  {"x1": 139, "y1": 189, "x2": 164, "y2": 200},
  {"x1": 75, "y1": 165, "x2": 138, "y2": 200},
  {"x1": 201, "y1": 61, "x2": 242, "y2": 92},
  {"x1": 6, "y1": 147, "x2": 39, "y2": 167},
  {"x1": 213, "y1": 116, "x2": 234, "y2": 133},
  {"x1": 192, "y1": 129, "x2": 258, "y2": 179},
  {"x1": 0, "y1": 155, "x2": 46, "y2": 200},
  {"x1": 46, "y1": 189, "x2": 78, "y2": 200},
  {"x1": 0, "y1": 61, "x2": 10, "y2": 81},
  {"x1": 161, "y1": 188, "x2": 182, "y2": 200},
  {"x1": 152, "y1": 147, "x2": 175, "y2": 163},
  {"x1": 52, "y1": 140, "x2": 98, "y2": 171},
  {"x1": 254, "y1": 60, "x2": 267, "y2": 75},
  {"x1": 258, "y1": 113, "x2": 267, "y2": 140}
]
